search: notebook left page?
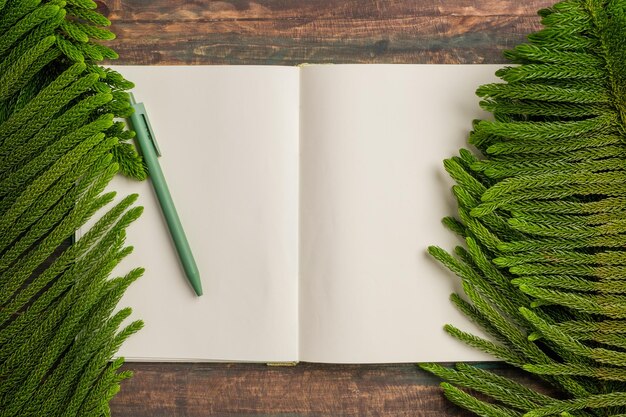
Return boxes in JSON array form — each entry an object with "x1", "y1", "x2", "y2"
[{"x1": 88, "y1": 66, "x2": 300, "y2": 361}]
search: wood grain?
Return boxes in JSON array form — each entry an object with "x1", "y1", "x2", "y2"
[
  {"x1": 99, "y1": 0, "x2": 555, "y2": 65},
  {"x1": 103, "y1": 1, "x2": 557, "y2": 415},
  {"x1": 111, "y1": 362, "x2": 553, "y2": 417}
]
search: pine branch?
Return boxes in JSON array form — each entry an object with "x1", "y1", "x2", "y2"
[
  {"x1": 0, "y1": 0, "x2": 146, "y2": 413},
  {"x1": 422, "y1": 0, "x2": 626, "y2": 415}
]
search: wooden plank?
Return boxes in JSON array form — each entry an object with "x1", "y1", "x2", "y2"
[
  {"x1": 111, "y1": 362, "x2": 553, "y2": 417},
  {"x1": 98, "y1": 0, "x2": 555, "y2": 65},
  {"x1": 101, "y1": 0, "x2": 552, "y2": 20}
]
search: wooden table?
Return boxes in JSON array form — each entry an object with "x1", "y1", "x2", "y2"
[{"x1": 102, "y1": 1, "x2": 555, "y2": 415}]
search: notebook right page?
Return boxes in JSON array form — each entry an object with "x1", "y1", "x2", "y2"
[{"x1": 299, "y1": 64, "x2": 501, "y2": 363}]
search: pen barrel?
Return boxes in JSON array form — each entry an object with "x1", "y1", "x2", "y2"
[{"x1": 130, "y1": 110, "x2": 203, "y2": 296}]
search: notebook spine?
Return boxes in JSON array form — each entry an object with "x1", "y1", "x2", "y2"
[{"x1": 266, "y1": 362, "x2": 298, "y2": 367}]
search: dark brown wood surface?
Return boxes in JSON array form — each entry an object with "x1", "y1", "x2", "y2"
[
  {"x1": 104, "y1": 1, "x2": 555, "y2": 415},
  {"x1": 112, "y1": 362, "x2": 553, "y2": 417},
  {"x1": 99, "y1": 0, "x2": 554, "y2": 65}
]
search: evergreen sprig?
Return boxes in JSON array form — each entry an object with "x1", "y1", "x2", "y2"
[
  {"x1": 421, "y1": 0, "x2": 626, "y2": 416},
  {"x1": 0, "y1": 0, "x2": 145, "y2": 415}
]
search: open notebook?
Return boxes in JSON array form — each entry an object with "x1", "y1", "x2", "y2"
[{"x1": 88, "y1": 64, "x2": 502, "y2": 363}]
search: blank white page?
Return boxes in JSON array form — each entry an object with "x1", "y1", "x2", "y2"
[
  {"x1": 100, "y1": 66, "x2": 300, "y2": 361},
  {"x1": 299, "y1": 65, "x2": 500, "y2": 363}
]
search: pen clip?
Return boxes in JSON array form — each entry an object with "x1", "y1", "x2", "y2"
[{"x1": 129, "y1": 93, "x2": 162, "y2": 157}]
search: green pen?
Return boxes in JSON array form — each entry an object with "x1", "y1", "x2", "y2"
[{"x1": 128, "y1": 93, "x2": 203, "y2": 296}]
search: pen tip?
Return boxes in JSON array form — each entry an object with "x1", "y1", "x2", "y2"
[{"x1": 192, "y1": 280, "x2": 203, "y2": 297}]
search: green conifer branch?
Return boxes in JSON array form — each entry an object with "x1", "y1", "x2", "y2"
[
  {"x1": 0, "y1": 0, "x2": 147, "y2": 413},
  {"x1": 423, "y1": 0, "x2": 626, "y2": 415}
]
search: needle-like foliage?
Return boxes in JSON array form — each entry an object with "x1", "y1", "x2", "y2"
[
  {"x1": 421, "y1": 1, "x2": 626, "y2": 416},
  {"x1": 0, "y1": 0, "x2": 145, "y2": 415}
]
